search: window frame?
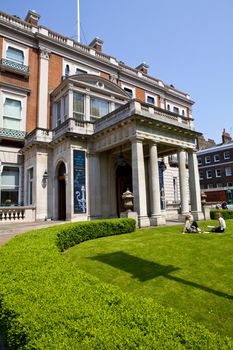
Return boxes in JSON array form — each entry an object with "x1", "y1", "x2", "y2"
[
  {"x1": 73, "y1": 91, "x2": 85, "y2": 120},
  {"x1": 224, "y1": 151, "x2": 230, "y2": 160},
  {"x1": 3, "y1": 39, "x2": 28, "y2": 66},
  {"x1": 215, "y1": 169, "x2": 221, "y2": 178},
  {"x1": 27, "y1": 167, "x2": 33, "y2": 206},
  {"x1": 121, "y1": 84, "x2": 135, "y2": 99},
  {"x1": 0, "y1": 89, "x2": 27, "y2": 131},
  {"x1": 173, "y1": 106, "x2": 179, "y2": 114},
  {"x1": 214, "y1": 154, "x2": 220, "y2": 162},
  {"x1": 206, "y1": 169, "x2": 212, "y2": 179},
  {"x1": 205, "y1": 156, "x2": 211, "y2": 164},
  {"x1": 90, "y1": 97, "x2": 109, "y2": 118},
  {"x1": 146, "y1": 93, "x2": 156, "y2": 106},
  {"x1": 0, "y1": 165, "x2": 21, "y2": 206},
  {"x1": 225, "y1": 167, "x2": 232, "y2": 177}
]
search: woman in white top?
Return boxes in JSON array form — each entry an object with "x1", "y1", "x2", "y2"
[{"x1": 211, "y1": 213, "x2": 226, "y2": 232}]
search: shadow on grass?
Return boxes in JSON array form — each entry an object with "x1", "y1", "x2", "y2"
[{"x1": 89, "y1": 251, "x2": 233, "y2": 300}]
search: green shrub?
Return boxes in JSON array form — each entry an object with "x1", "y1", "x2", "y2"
[
  {"x1": 56, "y1": 218, "x2": 136, "y2": 251},
  {"x1": 210, "y1": 209, "x2": 233, "y2": 220},
  {"x1": 0, "y1": 222, "x2": 232, "y2": 349}
]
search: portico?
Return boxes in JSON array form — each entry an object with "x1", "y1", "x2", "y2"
[{"x1": 21, "y1": 76, "x2": 203, "y2": 226}]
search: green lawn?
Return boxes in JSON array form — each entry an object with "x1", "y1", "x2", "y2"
[{"x1": 65, "y1": 219, "x2": 233, "y2": 339}]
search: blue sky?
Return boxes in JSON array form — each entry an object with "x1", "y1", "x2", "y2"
[{"x1": 1, "y1": 0, "x2": 233, "y2": 143}]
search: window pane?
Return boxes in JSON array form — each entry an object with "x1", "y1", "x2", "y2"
[
  {"x1": 1, "y1": 166, "x2": 19, "y2": 188},
  {"x1": 173, "y1": 106, "x2": 179, "y2": 114},
  {"x1": 124, "y1": 88, "x2": 133, "y2": 98},
  {"x1": 27, "y1": 168, "x2": 33, "y2": 205},
  {"x1": 90, "y1": 98, "x2": 109, "y2": 118},
  {"x1": 56, "y1": 101, "x2": 61, "y2": 126},
  {"x1": 73, "y1": 92, "x2": 84, "y2": 118},
  {"x1": 147, "y1": 96, "x2": 155, "y2": 105},
  {"x1": 6, "y1": 46, "x2": 24, "y2": 64},
  {"x1": 4, "y1": 99, "x2": 21, "y2": 119}
]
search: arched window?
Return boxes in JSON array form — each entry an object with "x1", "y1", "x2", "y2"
[{"x1": 65, "y1": 64, "x2": 70, "y2": 78}]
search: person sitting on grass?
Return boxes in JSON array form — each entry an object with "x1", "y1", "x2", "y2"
[
  {"x1": 211, "y1": 212, "x2": 226, "y2": 233},
  {"x1": 182, "y1": 214, "x2": 202, "y2": 234}
]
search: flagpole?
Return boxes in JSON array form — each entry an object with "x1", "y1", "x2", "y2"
[{"x1": 77, "y1": 0, "x2": 80, "y2": 42}]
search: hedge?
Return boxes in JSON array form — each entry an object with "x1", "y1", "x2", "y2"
[
  {"x1": 210, "y1": 209, "x2": 233, "y2": 220},
  {"x1": 56, "y1": 218, "x2": 136, "y2": 251},
  {"x1": 0, "y1": 219, "x2": 232, "y2": 349}
]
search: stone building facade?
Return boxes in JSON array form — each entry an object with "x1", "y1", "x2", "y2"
[{"x1": 0, "y1": 9, "x2": 203, "y2": 226}]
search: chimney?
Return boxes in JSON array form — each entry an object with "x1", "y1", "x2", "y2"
[
  {"x1": 222, "y1": 128, "x2": 232, "y2": 144},
  {"x1": 89, "y1": 37, "x2": 104, "y2": 52},
  {"x1": 24, "y1": 10, "x2": 41, "y2": 26},
  {"x1": 136, "y1": 62, "x2": 149, "y2": 75}
]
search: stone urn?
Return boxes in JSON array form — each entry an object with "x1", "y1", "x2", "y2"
[
  {"x1": 122, "y1": 189, "x2": 134, "y2": 211},
  {"x1": 201, "y1": 191, "x2": 207, "y2": 205}
]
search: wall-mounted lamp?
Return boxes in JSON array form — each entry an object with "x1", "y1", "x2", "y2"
[
  {"x1": 43, "y1": 170, "x2": 48, "y2": 181},
  {"x1": 42, "y1": 170, "x2": 48, "y2": 188}
]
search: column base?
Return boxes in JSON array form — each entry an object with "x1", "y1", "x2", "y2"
[
  {"x1": 138, "y1": 215, "x2": 150, "y2": 228},
  {"x1": 191, "y1": 211, "x2": 204, "y2": 221},
  {"x1": 150, "y1": 215, "x2": 166, "y2": 226}
]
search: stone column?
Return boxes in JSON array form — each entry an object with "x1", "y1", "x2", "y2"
[
  {"x1": 85, "y1": 94, "x2": 90, "y2": 121},
  {"x1": 149, "y1": 143, "x2": 166, "y2": 225},
  {"x1": 188, "y1": 150, "x2": 204, "y2": 220},
  {"x1": 68, "y1": 90, "x2": 73, "y2": 118},
  {"x1": 178, "y1": 148, "x2": 189, "y2": 214},
  {"x1": 38, "y1": 46, "x2": 51, "y2": 128},
  {"x1": 88, "y1": 152, "x2": 101, "y2": 219},
  {"x1": 131, "y1": 138, "x2": 150, "y2": 227}
]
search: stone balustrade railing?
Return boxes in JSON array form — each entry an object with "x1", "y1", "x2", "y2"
[
  {"x1": 53, "y1": 118, "x2": 94, "y2": 141},
  {"x1": 94, "y1": 100, "x2": 193, "y2": 133},
  {"x1": 25, "y1": 128, "x2": 53, "y2": 146},
  {"x1": 0, "y1": 206, "x2": 35, "y2": 223}
]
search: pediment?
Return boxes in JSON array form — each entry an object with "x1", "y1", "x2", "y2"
[{"x1": 68, "y1": 74, "x2": 130, "y2": 98}]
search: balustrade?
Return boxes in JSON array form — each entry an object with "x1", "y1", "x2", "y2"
[{"x1": 0, "y1": 206, "x2": 35, "y2": 223}]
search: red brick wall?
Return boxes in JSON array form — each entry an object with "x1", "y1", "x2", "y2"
[
  {"x1": 26, "y1": 47, "x2": 39, "y2": 132},
  {"x1": 100, "y1": 71, "x2": 110, "y2": 80},
  {"x1": 136, "y1": 87, "x2": 145, "y2": 102},
  {"x1": 48, "y1": 53, "x2": 62, "y2": 128}
]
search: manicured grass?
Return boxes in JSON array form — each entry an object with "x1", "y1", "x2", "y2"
[
  {"x1": 65, "y1": 219, "x2": 233, "y2": 339},
  {"x1": 0, "y1": 219, "x2": 232, "y2": 349}
]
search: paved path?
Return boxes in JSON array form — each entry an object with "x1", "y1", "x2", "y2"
[{"x1": 0, "y1": 221, "x2": 66, "y2": 246}]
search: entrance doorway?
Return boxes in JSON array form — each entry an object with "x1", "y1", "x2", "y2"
[
  {"x1": 116, "y1": 163, "x2": 132, "y2": 216},
  {"x1": 58, "y1": 162, "x2": 66, "y2": 220}
]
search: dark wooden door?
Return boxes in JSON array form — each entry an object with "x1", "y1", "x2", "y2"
[{"x1": 58, "y1": 177, "x2": 66, "y2": 220}]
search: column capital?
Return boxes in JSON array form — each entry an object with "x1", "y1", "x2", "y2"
[
  {"x1": 39, "y1": 46, "x2": 51, "y2": 60},
  {"x1": 187, "y1": 148, "x2": 197, "y2": 155},
  {"x1": 148, "y1": 140, "x2": 158, "y2": 147},
  {"x1": 130, "y1": 136, "x2": 144, "y2": 144}
]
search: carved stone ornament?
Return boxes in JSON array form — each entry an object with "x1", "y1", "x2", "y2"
[
  {"x1": 122, "y1": 188, "x2": 134, "y2": 211},
  {"x1": 39, "y1": 46, "x2": 51, "y2": 60},
  {"x1": 110, "y1": 74, "x2": 118, "y2": 84}
]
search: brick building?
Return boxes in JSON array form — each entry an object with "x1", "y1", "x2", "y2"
[
  {"x1": 0, "y1": 9, "x2": 203, "y2": 226},
  {"x1": 197, "y1": 129, "x2": 233, "y2": 203}
]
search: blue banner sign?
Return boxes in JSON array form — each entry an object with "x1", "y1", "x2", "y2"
[{"x1": 73, "y1": 150, "x2": 86, "y2": 213}]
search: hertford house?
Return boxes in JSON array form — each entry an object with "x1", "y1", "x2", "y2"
[{"x1": 0, "y1": 9, "x2": 203, "y2": 226}]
